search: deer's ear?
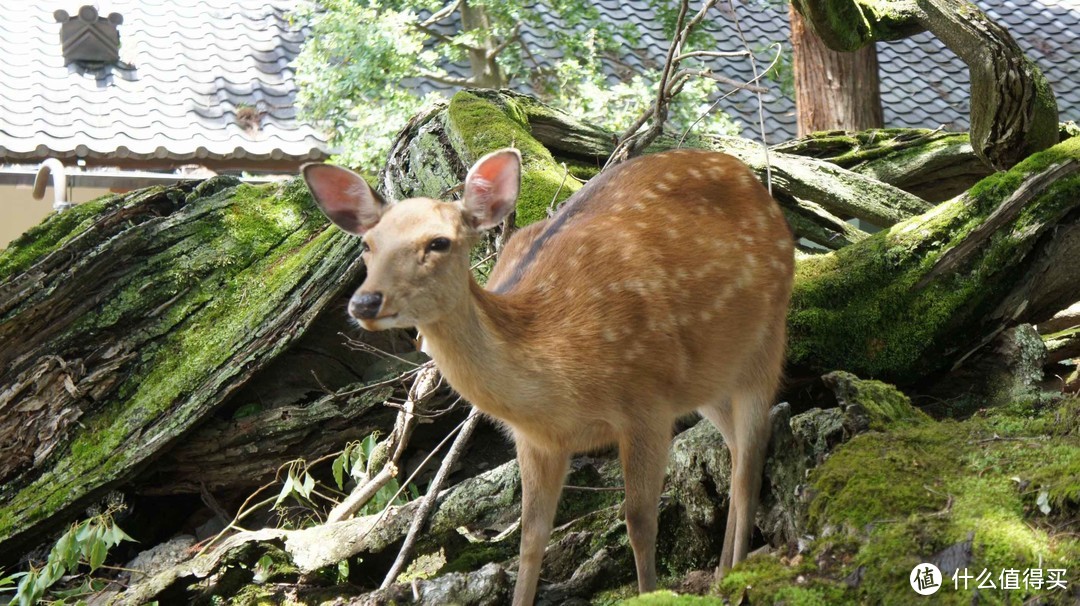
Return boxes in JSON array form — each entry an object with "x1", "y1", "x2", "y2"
[
  {"x1": 462, "y1": 149, "x2": 521, "y2": 230},
  {"x1": 302, "y1": 163, "x2": 387, "y2": 235}
]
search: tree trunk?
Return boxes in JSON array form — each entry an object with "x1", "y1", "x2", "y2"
[{"x1": 789, "y1": 3, "x2": 884, "y2": 136}]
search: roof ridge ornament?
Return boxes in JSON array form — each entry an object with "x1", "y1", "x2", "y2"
[{"x1": 54, "y1": 5, "x2": 124, "y2": 66}]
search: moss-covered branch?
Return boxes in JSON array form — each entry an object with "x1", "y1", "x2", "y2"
[{"x1": 788, "y1": 137, "x2": 1080, "y2": 382}]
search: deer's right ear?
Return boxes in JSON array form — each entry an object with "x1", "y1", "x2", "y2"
[{"x1": 302, "y1": 163, "x2": 387, "y2": 236}]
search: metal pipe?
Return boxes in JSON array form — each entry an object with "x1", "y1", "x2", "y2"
[{"x1": 32, "y1": 158, "x2": 73, "y2": 211}]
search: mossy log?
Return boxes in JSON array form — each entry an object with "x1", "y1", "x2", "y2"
[
  {"x1": 772, "y1": 128, "x2": 994, "y2": 202},
  {"x1": 790, "y1": 0, "x2": 1058, "y2": 170},
  {"x1": 0, "y1": 177, "x2": 371, "y2": 558}
]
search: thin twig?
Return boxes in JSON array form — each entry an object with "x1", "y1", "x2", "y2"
[
  {"x1": 381, "y1": 409, "x2": 483, "y2": 588},
  {"x1": 676, "y1": 42, "x2": 783, "y2": 149},
  {"x1": 727, "y1": 0, "x2": 773, "y2": 195},
  {"x1": 547, "y1": 163, "x2": 571, "y2": 217}
]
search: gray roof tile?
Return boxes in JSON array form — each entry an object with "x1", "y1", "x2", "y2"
[{"x1": 0, "y1": 0, "x2": 329, "y2": 166}]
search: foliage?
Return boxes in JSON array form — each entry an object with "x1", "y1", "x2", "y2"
[
  {"x1": 270, "y1": 432, "x2": 417, "y2": 526},
  {"x1": 0, "y1": 511, "x2": 134, "y2": 606},
  {"x1": 331, "y1": 433, "x2": 419, "y2": 515},
  {"x1": 292, "y1": 0, "x2": 743, "y2": 170}
]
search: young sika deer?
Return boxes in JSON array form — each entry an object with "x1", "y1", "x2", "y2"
[{"x1": 303, "y1": 148, "x2": 794, "y2": 605}]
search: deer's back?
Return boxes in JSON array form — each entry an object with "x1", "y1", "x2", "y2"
[{"x1": 485, "y1": 150, "x2": 794, "y2": 443}]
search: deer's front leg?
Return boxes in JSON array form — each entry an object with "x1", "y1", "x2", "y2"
[
  {"x1": 512, "y1": 439, "x2": 569, "y2": 606},
  {"x1": 619, "y1": 424, "x2": 672, "y2": 594}
]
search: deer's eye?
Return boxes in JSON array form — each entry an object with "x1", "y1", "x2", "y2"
[{"x1": 427, "y1": 237, "x2": 451, "y2": 253}]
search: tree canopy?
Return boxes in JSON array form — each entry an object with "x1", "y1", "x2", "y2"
[{"x1": 291, "y1": 0, "x2": 742, "y2": 169}]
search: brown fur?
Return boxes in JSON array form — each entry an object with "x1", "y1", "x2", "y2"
[{"x1": 306, "y1": 149, "x2": 795, "y2": 605}]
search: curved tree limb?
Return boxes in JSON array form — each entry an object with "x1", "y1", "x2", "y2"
[{"x1": 791, "y1": 0, "x2": 1059, "y2": 170}]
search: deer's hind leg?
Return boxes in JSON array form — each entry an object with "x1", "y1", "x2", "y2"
[{"x1": 699, "y1": 390, "x2": 772, "y2": 574}]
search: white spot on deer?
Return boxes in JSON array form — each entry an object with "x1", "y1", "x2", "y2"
[
  {"x1": 767, "y1": 203, "x2": 781, "y2": 218},
  {"x1": 742, "y1": 174, "x2": 758, "y2": 188},
  {"x1": 674, "y1": 268, "x2": 689, "y2": 281},
  {"x1": 602, "y1": 327, "x2": 618, "y2": 342},
  {"x1": 687, "y1": 168, "x2": 702, "y2": 179},
  {"x1": 754, "y1": 213, "x2": 767, "y2": 230},
  {"x1": 735, "y1": 266, "x2": 753, "y2": 289},
  {"x1": 776, "y1": 238, "x2": 791, "y2": 251},
  {"x1": 642, "y1": 190, "x2": 659, "y2": 201},
  {"x1": 655, "y1": 182, "x2": 672, "y2": 192}
]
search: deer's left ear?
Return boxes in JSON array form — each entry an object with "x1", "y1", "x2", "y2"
[
  {"x1": 462, "y1": 148, "x2": 521, "y2": 230},
  {"x1": 302, "y1": 163, "x2": 387, "y2": 236}
]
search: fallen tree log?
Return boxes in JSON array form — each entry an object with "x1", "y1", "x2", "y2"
[{"x1": 0, "y1": 178, "x2": 372, "y2": 559}]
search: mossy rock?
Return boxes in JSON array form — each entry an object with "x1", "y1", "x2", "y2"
[{"x1": 717, "y1": 394, "x2": 1080, "y2": 605}]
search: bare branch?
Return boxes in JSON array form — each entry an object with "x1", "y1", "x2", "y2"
[
  {"x1": 380, "y1": 409, "x2": 482, "y2": 588},
  {"x1": 417, "y1": 69, "x2": 475, "y2": 87},
  {"x1": 420, "y1": 0, "x2": 463, "y2": 27},
  {"x1": 489, "y1": 22, "x2": 524, "y2": 60},
  {"x1": 674, "y1": 50, "x2": 752, "y2": 62}
]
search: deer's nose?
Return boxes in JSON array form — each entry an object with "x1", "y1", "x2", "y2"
[{"x1": 349, "y1": 292, "x2": 384, "y2": 319}]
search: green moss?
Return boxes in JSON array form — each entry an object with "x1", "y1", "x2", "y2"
[
  {"x1": 620, "y1": 590, "x2": 725, "y2": 605},
  {"x1": 789, "y1": 137, "x2": 1080, "y2": 382},
  {"x1": 446, "y1": 91, "x2": 582, "y2": 226},
  {"x1": 441, "y1": 544, "x2": 516, "y2": 575},
  {"x1": 785, "y1": 394, "x2": 1080, "y2": 605},
  {"x1": 714, "y1": 552, "x2": 846, "y2": 605},
  {"x1": 823, "y1": 371, "x2": 931, "y2": 430}
]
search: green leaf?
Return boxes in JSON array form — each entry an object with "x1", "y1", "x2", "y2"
[
  {"x1": 88, "y1": 537, "x2": 108, "y2": 571},
  {"x1": 332, "y1": 452, "x2": 347, "y2": 490},
  {"x1": 106, "y1": 522, "x2": 136, "y2": 547},
  {"x1": 74, "y1": 520, "x2": 94, "y2": 542},
  {"x1": 274, "y1": 471, "x2": 296, "y2": 508},
  {"x1": 337, "y1": 559, "x2": 350, "y2": 583}
]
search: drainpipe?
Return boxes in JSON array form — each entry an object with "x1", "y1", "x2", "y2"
[{"x1": 32, "y1": 158, "x2": 73, "y2": 212}]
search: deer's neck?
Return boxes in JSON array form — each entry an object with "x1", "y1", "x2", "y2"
[{"x1": 418, "y1": 280, "x2": 529, "y2": 419}]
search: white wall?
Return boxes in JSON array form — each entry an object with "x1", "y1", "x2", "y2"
[{"x1": 0, "y1": 184, "x2": 115, "y2": 248}]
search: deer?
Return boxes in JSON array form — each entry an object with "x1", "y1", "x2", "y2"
[{"x1": 302, "y1": 146, "x2": 795, "y2": 605}]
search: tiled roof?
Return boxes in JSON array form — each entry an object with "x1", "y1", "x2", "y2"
[
  {"x1": 2, "y1": 2, "x2": 1075, "y2": 167},
  {"x1": 0, "y1": 1, "x2": 329, "y2": 167},
  {"x1": 417, "y1": 0, "x2": 1079, "y2": 143}
]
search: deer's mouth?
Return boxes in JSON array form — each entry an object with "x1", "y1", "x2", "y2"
[{"x1": 357, "y1": 313, "x2": 399, "y2": 331}]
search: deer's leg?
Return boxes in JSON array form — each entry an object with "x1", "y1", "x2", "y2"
[
  {"x1": 619, "y1": 423, "x2": 672, "y2": 594},
  {"x1": 726, "y1": 391, "x2": 771, "y2": 566},
  {"x1": 512, "y1": 440, "x2": 569, "y2": 606},
  {"x1": 699, "y1": 400, "x2": 740, "y2": 573}
]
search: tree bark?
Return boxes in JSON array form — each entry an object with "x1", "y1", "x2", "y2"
[{"x1": 789, "y1": 3, "x2": 884, "y2": 136}]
